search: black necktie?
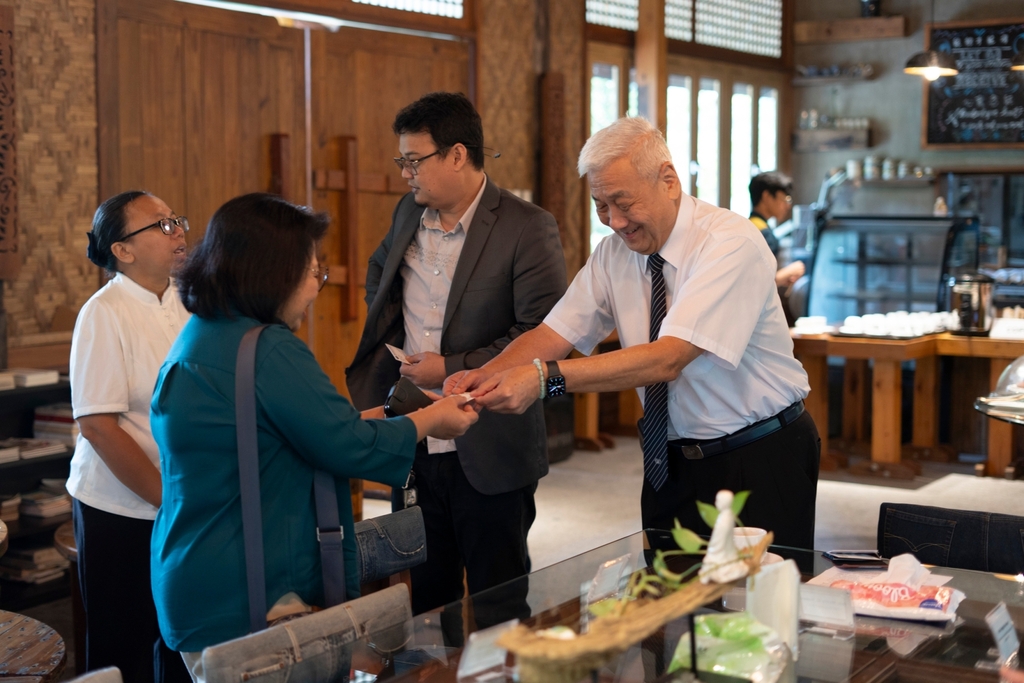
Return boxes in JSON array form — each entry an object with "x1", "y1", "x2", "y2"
[{"x1": 641, "y1": 253, "x2": 669, "y2": 491}]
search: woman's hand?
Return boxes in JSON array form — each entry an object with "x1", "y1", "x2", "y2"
[
  {"x1": 77, "y1": 414, "x2": 162, "y2": 507},
  {"x1": 408, "y1": 395, "x2": 480, "y2": 441}
]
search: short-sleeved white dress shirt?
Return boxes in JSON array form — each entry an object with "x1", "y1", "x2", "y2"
[
  {"x1": 544, "y1": 194, "x2": 809, "y2": 440},
  {"x1": 67, "y1": 273, "x2": 191, "y2": 519}
]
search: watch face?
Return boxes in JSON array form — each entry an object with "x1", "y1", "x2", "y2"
[{"x1": 547, "y1": 376, "x2": 567, "y2": 397}]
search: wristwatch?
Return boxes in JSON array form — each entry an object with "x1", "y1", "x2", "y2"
[{"x1": 545, "y1": 361, "x2": 566, "y2": 397}]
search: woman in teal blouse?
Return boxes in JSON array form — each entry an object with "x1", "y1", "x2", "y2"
[{"x1": 149, "y1": 193, "x2": 477, "y2": 664}]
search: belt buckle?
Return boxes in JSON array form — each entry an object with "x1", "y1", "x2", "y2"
[{"x1": 681, "y1": 444, "x2": 704, "y2": 460}]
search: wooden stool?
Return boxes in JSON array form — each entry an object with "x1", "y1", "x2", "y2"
[
  {"x1": 53, "y1": 521, "x2": 84, "y2": 676},
  {"x1": 0, "y1": 610, "x2": 66, "y2": 682}
]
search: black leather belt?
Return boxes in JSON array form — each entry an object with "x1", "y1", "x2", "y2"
[{"x1": 667, "y1": 401, "x2": 804, "y2": 460}]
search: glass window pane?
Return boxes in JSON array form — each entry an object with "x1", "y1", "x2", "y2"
[
  {"x1": 758, "y1": 86, "x2": 778, "y2": 173},
  {"x1": 353, "y1": 0, "x2": 463, "y2": 18},
  {"x1": 590, "y1": 63, "x2": 620, "y2": 134},
  {"x1": 730, "y1": 82, "x2": 754, "y2": 216},
  {"x1": 696, "y1": 78, "x2": 720, "y2": 206},
  {"x1": 590, "y1": 62, "x2": 620, "y2": 252},
  {"x1": 667, "y1": 74, "x2": 692, "y2": 196},
  {"x1": 627, "y1": 67, "x2": 639, "y2": 117}
]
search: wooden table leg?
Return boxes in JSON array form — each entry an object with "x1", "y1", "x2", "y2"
[
  {"x1": 872, "y1": 359, "x2": 902, "y2": 464},
  {"x1": 575, "y1": 392, "x2": 609, "y2": 450},
  {"x1": 904, "y1": 354, "x2": 950, "y2": 462},
  {"x1": 987, "y1": 358, "x2": 1013, "y2": 477},
  {"x1": 842, "y1": 359, "x2": 868, "y2": 441},
  {"x1": 799, "y1": 353, "x2": 830, "y2": 467}
]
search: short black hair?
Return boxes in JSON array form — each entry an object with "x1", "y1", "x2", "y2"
[
  {"x1": 177, "y1": 193, "x2": 329, "y2": 323},
  {"x1": 749, "y1": 171, "x2": 793, "y2": 206},
  {"x1": 88, "y1": 190, "x2": 150, "y2": 272},
  {"x1": 392, "y1": 92, "x2": 485, "y2": 170}
]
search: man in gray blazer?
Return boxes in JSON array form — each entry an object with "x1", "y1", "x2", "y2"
[{"x1": 346, "y1": 92, "x2": 566, "y2": 627}]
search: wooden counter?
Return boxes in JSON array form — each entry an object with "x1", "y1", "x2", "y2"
[{"x1": 792, "y1": 332, "x2": 1024, "y2": 476}]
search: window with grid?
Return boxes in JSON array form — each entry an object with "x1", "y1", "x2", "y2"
[
  {"x1": 594, "y1": 0, "x2": 783, "y2": 59},
  {"x1": 352, "y1": 0, "x2": 464, "y2": 19}
]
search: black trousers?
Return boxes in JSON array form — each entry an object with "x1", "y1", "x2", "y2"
[
  {"x1": 394, "y1": 446, "x2": 536, "y2": 637},
  {"x1": 73, "y1": 499, "x2": 191, "y2": 683},
  {"x1": 641, "y1": 410, "x2": 820, "y2": 549}
]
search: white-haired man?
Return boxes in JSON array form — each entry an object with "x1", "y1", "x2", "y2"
[{"x1": 447, "y1": 117, "x2": 819, "y2": 548}]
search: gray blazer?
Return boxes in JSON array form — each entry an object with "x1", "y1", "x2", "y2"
[{"x1": 345, "y1": 179, "x2": 568, "y2": 495}]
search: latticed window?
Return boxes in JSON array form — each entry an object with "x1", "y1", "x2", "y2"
[
  {"x1": 352, "y1": 0, "x2": 464, "y2": 19},
  {"x1": 665, "y1": 0, "x2": 693, "y2": 42},
  {"x1": 585, "y1": 0, "x2": 639, "y2": 32},
  {"x1": 693, "y1": 0, "x2": 782, "y2": 58},
  {"x1": 588, "y1": 0, "x2": 782, "y2": 59}
]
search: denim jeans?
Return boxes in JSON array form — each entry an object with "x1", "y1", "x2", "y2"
[
  {"x1": 197, "y1": 584, "x2": 411, "y2": 683},
  {"x1": 353, "y1": 506, "x2": 426, "y2": 584},
  {"x1": 877, "y1": 503, "x2": 1024, "y2": 574}
]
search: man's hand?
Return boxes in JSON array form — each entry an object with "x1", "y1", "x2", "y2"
[
  {"x1": 472, "y1": 365, "x2": 542, "y2": 414},
  {"x1": 444, "y1": 367, "x2": 495, "y2": 396},
  {"x1": 775, "y1": 261, "x2": 805, "y2": 288},
  {"x1": 400, "y1": 352, "x2": 447, "y2": 388}
]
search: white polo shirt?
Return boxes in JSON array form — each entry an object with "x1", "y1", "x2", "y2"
[
  {"x1": 545, "y1": 194, "x2": 809, "y2": 440},
  {"x1": 67, "y1": 273, "x2": 191, "y2": 519}
]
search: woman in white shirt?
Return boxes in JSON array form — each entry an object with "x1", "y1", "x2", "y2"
[{"x1": 68, "y1": 190, "x2": 192, "y2": 682}]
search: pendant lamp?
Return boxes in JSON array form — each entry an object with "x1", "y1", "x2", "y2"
[
  {"x1": 904, "y1": 0, "x2": 958, "y2": 81},
  {"x1": 1012, "y1": 51, "x2": 1024, "y2": 72}
]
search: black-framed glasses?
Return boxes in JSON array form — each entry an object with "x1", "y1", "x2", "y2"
[
  {"x1": 312, "y1": 265, "x2": 329, "y2": 292},
  {"x1": 393, "y1": 150, "x2": 443, "y2": 176},
  {"x1": 120, "y1": 216, "x2": 189, "y2": 241}
]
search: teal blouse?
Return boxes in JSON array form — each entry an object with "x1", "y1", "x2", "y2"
[{"x1": 150, "y1": 315, "x2": 417, "y2": 652}]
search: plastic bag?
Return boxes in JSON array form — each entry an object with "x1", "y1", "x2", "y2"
[{"x1": 668, "y1": 612, "x2": 787, "y2": 682}]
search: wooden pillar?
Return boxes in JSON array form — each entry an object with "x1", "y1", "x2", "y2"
[
  {"x1": 635, "y1": 0, "x2": 667, "y2": 131},
  {"x1": 841, "y1": 359, "x2": 869, "y2": 441},
  {"x1": 799, "y1": 353, "x2": 829, "y2": 462},
  {"x1": 912, "y1": 355, "x2": 938, "y2": 449}
]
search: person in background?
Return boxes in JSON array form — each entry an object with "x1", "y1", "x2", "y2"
[
  {"x1": 68, "y1": 190, "x2": 192, "y2": 682},
  {"x1": 346, "y1": 92, "x2": 566, "y2": 632},
  {"x1": 448, "y1": 117, "x2": 820, "y2": 549},
  {"x1": 149, "y1": 193, "x2": 477, "y2": 678},
  {"x1": 749, "y1": 171, "x2": 806, "y2": 297}
]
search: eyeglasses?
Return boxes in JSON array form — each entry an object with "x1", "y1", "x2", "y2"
[
  {"x1": 312, "y1": 266, "x2": 329, "y2": 292},
  {"x1": 120, "y1": 216, "x2": 189, "y2": 241},
  {"x1": 393, "y1": 150, "x2": 443, "y2": 176}
]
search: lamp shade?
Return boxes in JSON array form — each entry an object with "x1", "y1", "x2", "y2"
[
  {"x1": 1013, "y1": 50, "x2": 1024, "y2": 71},
  {"x1": 904, "y1": 49, "x2": 958, "y2": 80}
]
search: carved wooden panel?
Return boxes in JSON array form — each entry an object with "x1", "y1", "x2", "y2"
[{"x1": 0, "y1": 5, "x2": 17, "y2": 281}]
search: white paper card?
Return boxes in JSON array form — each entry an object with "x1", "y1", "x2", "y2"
[
  {"x1": 985, "y1": 601, "x2": 1020, "y2": 664},
  {"x1": 456, "y1": 619, "x2": 518, "y2": 681},
  {"x1": 385, "y1": 343, "x2": 412, "y2": 364},
  {"x1": 747, "y1": 559, "x2": 801, "y2": 660},
  {"x1": 991, "y1": 318, "x2": 1024, "y2": 340},
  {"x1": 799, "y1": 584, "x2": 855, "y2": 630}
]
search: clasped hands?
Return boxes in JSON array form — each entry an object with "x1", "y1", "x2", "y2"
[{"x1": 442, "y1": 364, "x2": 541, "y2": 415}]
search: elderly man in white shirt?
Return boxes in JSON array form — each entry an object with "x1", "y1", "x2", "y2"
[{"x1": 447, "y1": 116, "x2": 819, "y2": 548}]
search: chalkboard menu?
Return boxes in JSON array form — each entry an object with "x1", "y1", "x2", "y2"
[{"x1": 923, "y1": 18, "x2": 1024, "y2": 148}]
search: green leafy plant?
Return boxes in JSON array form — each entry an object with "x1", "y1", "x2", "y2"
[{"x1": 590, "y1": 491, "x2": 753, "y2": 618}]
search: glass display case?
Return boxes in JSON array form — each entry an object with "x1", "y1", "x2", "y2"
[{"x1": 807, "y1": 215, "x2": 980, "y2": 322}]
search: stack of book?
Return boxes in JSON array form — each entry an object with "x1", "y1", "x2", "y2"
[
  {"x1": 0, "y1": 493, "x2": 19, "y2": 522},
  {"x1": 0, "y1": 371, "x2": 15, "y2": 391},
  {"x1": 0, "y1": 437, "x2": 67, "y2": 459},
  {"x1": 7, "y1": 368, "x2": 60, "y2": 388},
  {"x1": 0, "y1": 441, "x2": 18, "y2": 463},
  {"x1": 19, "y1": 488, "x2": 72, "y2": 518},
  {"x1": 33, "y1": 403, "x2": 79, "y2": 447},
  {"x1": 0, "y1": 541, "x2": 69, "y2": 584}
]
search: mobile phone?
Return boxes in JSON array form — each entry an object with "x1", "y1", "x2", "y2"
[{"x1": 822, "y1": 549, "x2": 888, "y2": 569}]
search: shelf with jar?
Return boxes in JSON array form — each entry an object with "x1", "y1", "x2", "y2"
[{"x1": 792, "y1": 63, "x2": 875, "y2": 87}]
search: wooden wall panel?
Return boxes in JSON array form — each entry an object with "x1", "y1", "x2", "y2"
[
  {"x1": 3, "y1": 0, "x2": 98, "y2": 348},
  {"x1": 116, "y1": 20, "x2": 186, "y2": 213}
]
